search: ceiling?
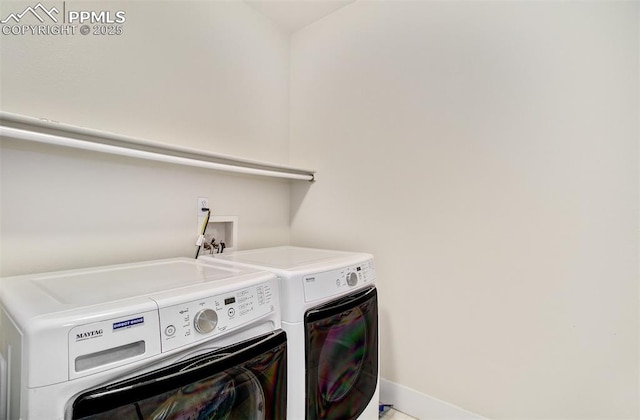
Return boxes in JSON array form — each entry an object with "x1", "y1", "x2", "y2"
[{"x1": 244, "y1": 0, "x2": 356, "y2": 33}]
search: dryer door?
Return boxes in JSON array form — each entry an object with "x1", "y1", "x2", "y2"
[
  {"x1": 69, "y1": 330, "x2": 287, "y2": 420},
  {"x1": 304, "y1": 286, "x2": 378, "y2": 420}
]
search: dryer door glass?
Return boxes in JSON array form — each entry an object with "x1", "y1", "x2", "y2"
[
  {"x1": 304, "y1": 286, "x2": 378, "y2": 420},
  {"x1": 70, "y1": 330, "x2": 287, "y2": 420}
]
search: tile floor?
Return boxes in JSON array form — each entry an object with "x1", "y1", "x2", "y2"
[{"x1": 379, "y1": 407, "x2": 419, "y2": 420}]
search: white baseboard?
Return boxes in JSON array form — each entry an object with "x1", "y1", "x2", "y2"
[{"x1": 379, "y1": 378, "x2": 484, "y2": 420}]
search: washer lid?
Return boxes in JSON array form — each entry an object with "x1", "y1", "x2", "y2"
[{"x1": 32, "y1": 259, "x2": 248, "y2": 305}]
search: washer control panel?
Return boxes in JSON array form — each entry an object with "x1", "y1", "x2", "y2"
[
  {"x1": 158, "y1": 281, "x2": 274, "y2": 352},
  {"x1": 303, "y1": 259, "x2": 375, "y2": 302}
]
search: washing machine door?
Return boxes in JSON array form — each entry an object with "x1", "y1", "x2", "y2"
[
  {"x1": 69, "y1": 330, "x2": 287, "y2": 420},
  {"x1": 304, "y1": 286, "x2": 378, "y2": 420}
]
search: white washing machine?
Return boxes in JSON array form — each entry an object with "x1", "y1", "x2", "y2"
[
  {"x1": 0, "y1": 258, "x2": 286, "y2": 420},
  {"x1": 201, "y1": 246, "x2": 379, "y2": 420}
]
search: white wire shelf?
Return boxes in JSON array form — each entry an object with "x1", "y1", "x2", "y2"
[{"x1": 0, "y1": 112, "x2": 315, "y2": 182}]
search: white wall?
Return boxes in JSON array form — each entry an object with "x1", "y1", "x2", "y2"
[
  {"x1": 0, "y1": 1, "x2": 292, "y2": 276},
  {"x1": 290, "y1": 1, "x2": 639, "y2": 419},
  {"x1": 0, "y1": 1, "x2": 290, "y2": 163}
]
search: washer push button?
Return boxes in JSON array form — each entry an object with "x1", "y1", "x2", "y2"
[{"x1": 165, "y1": 325, "x2": 176, "y2": 336}]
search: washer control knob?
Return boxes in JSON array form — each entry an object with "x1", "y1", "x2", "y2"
[
  {"x1": 194, "y1": 309, "x2": 218, "y2": 334},
  {"x1": 347, "y1": 272, "x2": 358, "y2": 286}
]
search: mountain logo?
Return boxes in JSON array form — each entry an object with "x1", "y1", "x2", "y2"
[{"x1": 1, "y1": 3, "x2": 60, "y2": 24}]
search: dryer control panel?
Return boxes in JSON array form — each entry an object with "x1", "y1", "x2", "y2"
[
  {"x1": 303, "y1": 259, "x2": 375, "y2": 302},
  {"x1": 158, "y1": 281, "x2": 275, "y2": 352}
]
